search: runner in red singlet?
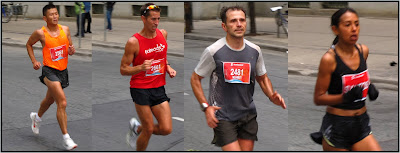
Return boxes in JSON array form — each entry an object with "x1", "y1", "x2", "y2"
[{"x1": 120, "y1": 3, "x2": 177, "y2": 151}]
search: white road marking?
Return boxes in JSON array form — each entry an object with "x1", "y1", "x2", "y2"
[
  {"x1": 172, "y1": 117, "x2": 184, "y2": 122},
  {"x1": 184, "y1": 92, "x2": 189, "y2": 95}
]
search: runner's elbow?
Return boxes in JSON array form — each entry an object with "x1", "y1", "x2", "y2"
[
  {"x1": 120, "y1": 67, "x2": 128, "y2": 75},
  {"x1": 313, "y1": 96, "x2": 324, "y2": 106},
  {"x1": 190, "y1": 73, "x2": 201, "y2": 84}
]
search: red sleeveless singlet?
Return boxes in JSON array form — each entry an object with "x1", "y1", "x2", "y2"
[{"x1": 130, "y1": 29, "x2": 168, "y2": 89}]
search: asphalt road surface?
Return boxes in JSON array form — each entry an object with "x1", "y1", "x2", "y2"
[
  {"x1": 91, "y1": 46, "x2": 184, "y2": 151},
  {"x1": 288, "y1": 74, "x2": 398, "y2": 151},
  {"x1": 183, "y1": 39, "x2": 289, "y2": 151},
  {"x1": 2, "y1": 45, "x2": 92, "y2": 151}
]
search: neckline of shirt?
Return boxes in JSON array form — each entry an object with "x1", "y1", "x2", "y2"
[{"x1": 223, "y1": 37, "x2": 245, "y2": 51}]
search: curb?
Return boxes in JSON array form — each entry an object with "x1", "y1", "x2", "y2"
[
  {"x1": 92, "y1": 42, "x2": 184, "y2": 57},
  {"x1": 288, "y1": 69, "x2": 398, "y2": 85},
  {"x1": 2, "y1": 41, "x2": 92, "y2": 57},
  {"x1": 184, "y1": 34, "x2": 288, "y2": 52}
]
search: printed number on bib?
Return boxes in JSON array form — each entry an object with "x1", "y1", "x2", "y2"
[
  {"x1": 342, "y1": 70, "x2": 370, "y2": 102},
  {"x1": 223, "y1": 62, "x2": 250, "y2": 84},
  {"x1": 146, "y1": 58, "x2": 166, "y2": 76},
  {"x1": 50, "y1": 45, "x2": 67, "y2": 61}
]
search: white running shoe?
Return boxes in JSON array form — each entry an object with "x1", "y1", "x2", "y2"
[
  {"x1": 126, "y1": 117, "x2": 141, "y2": 149},
  {"x1": 30, "y1": 112, "x2": 40, "y2": 135},
  {"x1": 63, "y1": 138, "x2": 78, "y2": 150}
]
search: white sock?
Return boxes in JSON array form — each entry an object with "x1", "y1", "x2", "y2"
[
  {"x1": 63, "y1": 133, "x2": 70, "y2": 140},
  {"x1": 35, "y1": 114, "x2": 42, "y2": 121}
]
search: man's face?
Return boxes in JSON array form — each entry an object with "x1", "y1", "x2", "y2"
[
  {"x1": 222, "y1": 10, "x2": 246, "y2": 38},
  {"x1": 142, "y1": 11, "x2": 160, "y2": 32},
  {"x1": 43, "y1": 8, "x2": 59, "y2": 25}
]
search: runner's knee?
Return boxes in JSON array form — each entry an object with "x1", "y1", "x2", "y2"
[
  {"x1": 56, "y1": 99, "x2": 67, "y2": 109},
  {"x1": 159, "y1": 126, "x2": 172, "y2": 135}
]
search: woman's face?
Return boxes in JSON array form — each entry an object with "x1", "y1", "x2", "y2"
[{"x1": 334, "y1": 11, "x2": 360, "y2": 45}]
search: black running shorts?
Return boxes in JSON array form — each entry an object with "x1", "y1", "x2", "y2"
[
  {"x1": 130, "y1": 86, "x2": 170, "y2": 107},
  {"x1": 212, "y1": 113, "x2": 258, "y2": 147},
  {"x1": 39, "y1": 66, "x2": 69, "y2": 89},
  {"x1": 317, "y1": 112, "x2": 372, "y2": 149}
]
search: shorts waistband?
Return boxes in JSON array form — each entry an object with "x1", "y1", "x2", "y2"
[{"x1": 325, "y1": 111, "x2": 368, "y2": 120}]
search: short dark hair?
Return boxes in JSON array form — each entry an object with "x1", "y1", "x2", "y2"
[
  {"x1": 42, "y1": 4, "x2": 57, "y2": 16},
  {"x1": 220, "y1": 6, "x2": 247, "y2": 23},
  {"x1": 140, "y1": 3, "x2": 161, "y2": 17},
  {"x1": 331, "y1": 7, "x2": 358, "y2": 45}
]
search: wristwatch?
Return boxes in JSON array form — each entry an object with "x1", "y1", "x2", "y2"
[{"x1": 200, "y1": 102, "x2": 209, "y2": 112}]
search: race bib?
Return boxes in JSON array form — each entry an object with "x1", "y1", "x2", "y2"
[
  {"x1": 223, "y1": 62, "x2": 251, "y2": 84},
  {"x1": 50, "y1": 45, "x2": 67, "y2": 61},
  {"x1": 145, "y1": 58, "x2": 166, "y2": 76},
  {"x1": 342, "y1": 70, "x2": 370, "y2": 102}
]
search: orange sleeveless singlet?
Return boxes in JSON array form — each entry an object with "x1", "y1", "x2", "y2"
[{"x1": 42, "y1": 24, "x2": 69, "y2": 71}]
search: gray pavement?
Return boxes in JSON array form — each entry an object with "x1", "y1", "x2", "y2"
[
  {"x1": 2, "y1": 16, "x2": 287, "y2": 57},
  {"x1": 185, "y1": 17, "x2": 288, "y2": 52},
  {"x1": 184, "y1": 39, "x2": 288, "y2": 151},
  {"x1": 2, "y1": 45, "x2": 92, "y2": 151},
  {"x1": 289, "y1": 16, "x2": 398, "y2": 85}
]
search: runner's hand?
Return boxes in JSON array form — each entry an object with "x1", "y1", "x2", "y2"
[
  {"x1": 167, "y1": 65, "x2": 176, "y2": 78},
  {"x1": 68, "y1": 45, "x2": 75, "y2": 55},
  {"x1": 141, "y1": 59, "x2": 153, "y2": 71},
  {"x1": 270, "y1": 91, "x2": 286, "y2": 109},
  {"x1": 205, "y1": 106, "x2": 221, "y2": 128},
  {"x1": 32, "y1": 61, "x2": 41, "y2": 70}
]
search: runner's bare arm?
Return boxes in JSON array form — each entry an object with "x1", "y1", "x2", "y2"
[
  {"x1": 160, "y1": 29, "x2": 177, "y2": 78},
  {"x1": 26, "y1": 29, "x2": 43, "y2": 70},
  {"x1": 166, "y1": 60, "x2": 176, "y2": 78},
  {"x1": 191, "y1": 72, "x2": 207, "y2": 104},
  {"x1": 314, "y1": 52, "x2": 344, "y2": 105},
  {"x1": 120, "y1": 37, "x2": 152, "y2": 76},
  {"x1": 160, "y1": 29, "x2": 167, "y2": 40},
  {"x1": 63, "y1": 26, "x2": 75, "y2": 55},
  {"x1": 191, "y1": 72, "x2": 221, "y2": 128},
  {"x1": 256, "y1": 73, "x2": 286, "y2": 109}
]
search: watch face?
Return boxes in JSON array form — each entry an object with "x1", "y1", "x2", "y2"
[{"x1": 201, "y1": 103, "x2": 209, "y2": 111}]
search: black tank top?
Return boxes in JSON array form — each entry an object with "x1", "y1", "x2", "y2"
[{"x1": 328, "y1": 44, "x2": 370, "y2": 110}]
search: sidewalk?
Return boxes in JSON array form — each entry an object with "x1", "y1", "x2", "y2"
[
  {"x1": 185, "y1": 17, "x2": 288, "y2": 52},
  {"x1": 289, "y1": 16, "x2": 398, "y2": 85},
  {"x1": 1, "y1": 17, "x2": 287, "y2": 58}
]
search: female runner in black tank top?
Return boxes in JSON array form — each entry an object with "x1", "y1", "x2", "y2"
[{"x1": 313, "y1": 8, "x2": 381, "y2": 151}]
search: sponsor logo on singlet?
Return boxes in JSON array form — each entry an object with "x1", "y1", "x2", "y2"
[
  {"x1": 342, "y1": 70, "x2": 370, "y2": 102},
  {"x1": 145, "y1": 43, "x2": 165, "y2": 54}
]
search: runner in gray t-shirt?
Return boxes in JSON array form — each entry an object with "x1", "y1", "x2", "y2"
[{"x1": 190, "y1": 6, "x2": 286, "y2": 151}]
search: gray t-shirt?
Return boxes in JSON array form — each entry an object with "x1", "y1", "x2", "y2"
[{"x1": 194, "y1": 37, "x2": 267, "y2": 121}]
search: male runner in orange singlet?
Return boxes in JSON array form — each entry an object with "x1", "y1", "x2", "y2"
[{"x1": 26, "y1": 4, "x2": 77, "y2": 150}]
